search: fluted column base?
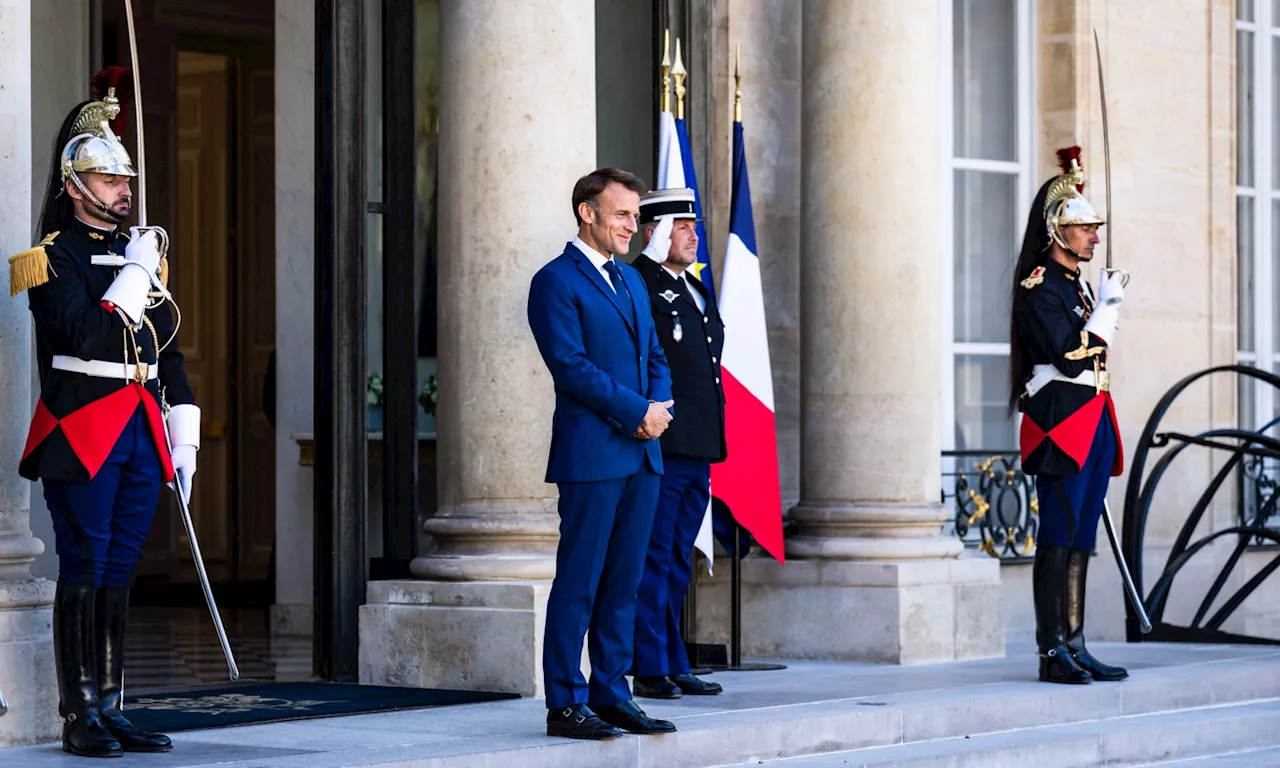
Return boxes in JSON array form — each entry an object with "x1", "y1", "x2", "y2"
[
  {"x1": 0, "y1": 580, "x2": 57, "y2": 747},
  {"x1": 410, "y1": 500, "x2": 559, "y2": 581},
  {"x1": 786, "y1": 502, "x2": 965, "y2": 561}
]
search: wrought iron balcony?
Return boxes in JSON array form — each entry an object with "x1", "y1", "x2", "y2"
[{"x1": 941, "y1": 450, "x2": 1038, "y2": 562}]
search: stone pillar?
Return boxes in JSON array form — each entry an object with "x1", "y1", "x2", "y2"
[
  {"x1": 0, "y1": 0, "x2": 58, "y2": 746},
  {"x1": 359, "y1": 0, "x2": 595, "y2": 697},
  {"x1": 695, "y1": 0, "x2": 1002, "y2": 665}
]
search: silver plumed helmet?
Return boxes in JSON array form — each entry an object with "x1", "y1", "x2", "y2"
[
  {"x1": 1043, "y1": 146, "x2": 1104, "y2": 251},
  {"x1": 60, "y1": 88, "x2": 137, "y2": 210}
]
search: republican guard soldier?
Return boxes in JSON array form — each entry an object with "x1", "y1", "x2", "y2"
[
  {"x1": 1009, "y1": 147, "x2": 1128, "y2": 686},
  {"x1": 629, "y1": 188, "x2": 726, "y2": 699},
  {"x1": 9, "y1": 70, "x2": 198, "y2": 757}
]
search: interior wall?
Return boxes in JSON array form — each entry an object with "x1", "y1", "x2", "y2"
[{"x1": 595, "y1": 0, "x2": 655, "y2": 259}]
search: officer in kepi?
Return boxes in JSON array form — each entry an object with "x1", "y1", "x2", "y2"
[
  {"x1": 8, "y1": 70, "x2": 198, "y2": 757},
  {"x1": 628, "y1": 188, "x2": 726, "y2": 699},
  {"x1": 1009, "y1": 146, "x2": 1128, "y2": 686}
]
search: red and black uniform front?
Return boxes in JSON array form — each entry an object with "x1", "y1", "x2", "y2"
[{"x1": 17, "y1": 216, "x2": 193, "y2": 587}]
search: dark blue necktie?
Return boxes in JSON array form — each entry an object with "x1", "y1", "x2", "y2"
[{"x1": 604, "y1": 261, "x2": 634, "y2": 322}]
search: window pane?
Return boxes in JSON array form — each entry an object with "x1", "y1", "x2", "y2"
[
  {"x1": 1274, "y1": 199, "x2": 1280, "y2": 352},
  {"x1": 1240, "y1": 367, "x2": 1257, "y2": 429},
  {"x1": 953, "y1": 0, "x2": 1016, "y2": 161},
  {"x1": 1240, "y1": 196, "x2": 1256, "y2": 352},
  {"x1": 954, "y1": 354, "x2": 1016, "y2": 452},
  {"x1": 954, "y1": 170, "x2": 1015, "y2": 343},
  {"x1": 1239, "y1": 30, "x2": 1255, "y2": 188},
  {"x1": 1238, "y1": 0, "x2": 1254, "y2": 21},
  {"x1": 1275, "y1": 37, "x2": 1280, "y2": 187}
]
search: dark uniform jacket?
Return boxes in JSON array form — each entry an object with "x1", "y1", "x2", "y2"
[
  {"x1": 632, "y1": 254, "x2": 726, "y2": 462},
  {"x1": 12, "y1": 217, "x2": 193, "y2": 482},
  {"x1": 1014, "y1": 258, "x2": 1122, "y2": 478}
]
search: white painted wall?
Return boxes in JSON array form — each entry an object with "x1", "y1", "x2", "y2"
[{"x1": 273, "y1": 0, "x2": 316, "y2": 634}]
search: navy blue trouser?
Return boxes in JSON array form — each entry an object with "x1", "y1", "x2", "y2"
[
  {"x1": 43, "y1": 407, "x2": 165, "y2": 587},
  {"x1": 1035, "y1": 407, "x2": 1117, "y2": 551},
  {"x1": 633, "y1": 455, "x2": 709, "y2": 677},
  {"x1": 544, "y1": 465, "x2": 660, "y2": 710}
]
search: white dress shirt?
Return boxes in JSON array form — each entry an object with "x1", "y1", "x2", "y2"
[
  {"x1": 662, "y1": 264, "x2": 706, "y2": 314},
  {"x1": 572, "y1": 237, "x2": 616, "y2": 293}
]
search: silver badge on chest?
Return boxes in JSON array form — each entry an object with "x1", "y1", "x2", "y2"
[{"x1": 671, "y1": 310, "x2": 683, "y2": 342}]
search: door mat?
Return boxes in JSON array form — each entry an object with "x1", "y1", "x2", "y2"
[{"x1": 123, "y1": 682, "x2": 520, "y2": 732}]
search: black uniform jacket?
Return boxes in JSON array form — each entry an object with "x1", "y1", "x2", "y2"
[
  {"x1": 632, "y1": 254, "x2": 727, "y2": 462},
  {"x1": 1014, "y1": 258, "x2": 1122, "y2": 478},
  {"x1": 12, "y1": 217, "x2": 194, "y2": 482}
]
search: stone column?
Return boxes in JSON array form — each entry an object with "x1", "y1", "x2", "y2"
[
  {"x1": 360, "y1": 0, "x2": 595, "y2": 697},
  {"x1": 696, "y1": 0, "x2": 1002, "y2": 665},
  {"x1": 0, "y1": 0, "x2": 58, "y2": 746}
]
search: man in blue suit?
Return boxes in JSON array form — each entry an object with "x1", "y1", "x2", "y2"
[{"x1": 528, "y1": 168, "x2": 678, "y2": 740}]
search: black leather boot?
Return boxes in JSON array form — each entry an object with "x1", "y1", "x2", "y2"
[
  {"x1": 1033, "y1": 547, "x2": 1092, "y2": 685},
  {"x1": 54, "y1": 583, "x2": 123, "y2": 758},
  {"x1": 1066, "y1": 549, "x2": 1128, "y2": 681},
  {"x1": 97, "y1": 587, "x2": 172, "y2": 752}
]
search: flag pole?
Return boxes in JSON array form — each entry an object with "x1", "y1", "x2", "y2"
[{"x1": 721, "y1": 45, "x2": 785, "y2": 674}]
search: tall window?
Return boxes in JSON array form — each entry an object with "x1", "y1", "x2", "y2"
[
  {"x1": 1237, "y1": 0, "x2": 1279, "y2": 429},
  {"x1": 942, "y1": 0, "x2": 1035, "y2": 453}
]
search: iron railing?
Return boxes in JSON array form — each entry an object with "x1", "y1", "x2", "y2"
[
  {"x1": 1122, "y1": 365, "x2": 1280, "y2": 645},
  {"x1": 942, "y1": 450, "x2": 1039, "y2": 562}
]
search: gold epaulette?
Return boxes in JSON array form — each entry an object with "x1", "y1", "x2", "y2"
[
  {"x1": 8, "y1": 232, "x2": 59, "y2": 297},
  {"x1": 1019, "y1": 266, "x2": 1046, "y2": 290}
]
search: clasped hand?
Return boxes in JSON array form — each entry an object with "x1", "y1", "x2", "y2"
[{"x1": 633, "y1": 400, "x2": 674, "y2": 440}]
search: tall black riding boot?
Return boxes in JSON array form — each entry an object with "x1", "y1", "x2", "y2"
[
  {"x1": 1033, "y1": 546, "x2": 1092, "y2": 684},
  {"x1": 1066, "y1": 549, "x2": 1128, "y2": 681},
  {"x1": 97, "y1": 587, "x2": 172, "y2": 752},
  {"x1": 54, "y1": 583, "x2": 122, "y2": 757}
]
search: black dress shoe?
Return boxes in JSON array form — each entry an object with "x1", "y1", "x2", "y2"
[
  {"x1": 671, "y1": 673, "x2": 722, "y2": 695},
  {"x1": 546, "y1": 704, "x2": 623, "y2": 740},
  {"x1": 593, "y1": 699, "x2": 676, "y2": 734},
  {"x1": 633, "y1": 675, "x2": 682, "y2": 699}
]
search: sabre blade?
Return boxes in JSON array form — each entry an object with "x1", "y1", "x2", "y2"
[
  {"x1": 1103, "y1": 500, "x2": 1152, "y2": 634},
  {"x1": 1094, "y1": 28, "x2": 1112, "y2": 270},
  {"x1": 124, "y1": 0, "x2": 146, "y2": 226}
]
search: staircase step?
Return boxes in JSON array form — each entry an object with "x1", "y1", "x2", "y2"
[
  {"x1": 718, "y1": 700, "x2": 1280, "y2": 768},
  {"x1": 1145, "y1": 745, "x2": 1280, "y2": 766}
]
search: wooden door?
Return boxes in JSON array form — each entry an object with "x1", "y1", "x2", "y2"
[
  {"x1": 151, "y1": 51, "x2": 234, "y2": 583},
  {"x1": 232, "y1": 50, "x2": 276, "y2": 581}
]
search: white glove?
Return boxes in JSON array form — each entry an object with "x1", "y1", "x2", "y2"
[
  {"x1": 167, "y1": 404, "x2": 200, "y2": 501},
  {"x1": 1084, "y1": 302, "x2": 1119, "y2": 345},
  {"x1": 101, "y1": 228, "x2": 164, "y2": 323},
  {"x1": 642, "y1": 215, "x2": 675, "y2": 264},
  {"x1": 124, "y1": 227, "x2": 162, "y2": 274},
  {"x1": 170, "y1": 444, "x2": 196, "y2": 500},
  {"x1": 1096, "y1": 270, "x2": 1125, "y2": 306}
]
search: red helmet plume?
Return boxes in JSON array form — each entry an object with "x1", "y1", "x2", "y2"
[
  {"x1": 90, "y1": 66, "x2": 134, "y2": 136},
  {"x1": 1055, "y1": 146, "x2": 1085, "y2": 192}
]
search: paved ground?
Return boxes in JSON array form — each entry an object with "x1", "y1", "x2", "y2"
[{"x1": 2, "y1": 640, "x2": 1278, "y2": 767}]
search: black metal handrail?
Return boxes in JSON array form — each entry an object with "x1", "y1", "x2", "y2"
[
  {"x1": 1121, "y1": 364, "x2": 1280, "y2": 644},
  {"x1": 942, "y1": 450, "x2": 1038, "y2": 561}
]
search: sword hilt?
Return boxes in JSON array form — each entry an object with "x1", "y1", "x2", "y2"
[{"x1": 1100, "y1": 267, "x2": 1130, "y2": 289}]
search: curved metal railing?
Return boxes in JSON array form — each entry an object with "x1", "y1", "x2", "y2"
[
  {"x1": 1122, "y1": 364, "x2": 1280, "y2": 644},
  {"x1": 942, "y1": 450, "x2": 1038, "y2": 561}
]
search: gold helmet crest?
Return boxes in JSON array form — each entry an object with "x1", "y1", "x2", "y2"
[{"x1": 1043, "y1": 146, "x2": 1104, "y2": 251}]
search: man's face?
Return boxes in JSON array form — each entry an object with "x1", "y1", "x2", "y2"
[
  {"x1": 68, "y1": 172, "x2": 132, "y2": 225},
  {"x1": 581, "y1": 182, "x2": 639, "y2": 256},
  {"x1": 664, "y1": 220, "x2": 699, "y2": 266},
  {"x1": 1063, "y1": 223, "x2": 1100, "y2": 261}
]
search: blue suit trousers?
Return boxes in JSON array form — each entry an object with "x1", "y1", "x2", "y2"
[
  {"x1": 1035, "y1": 410, "x2": 1117, "y2": 551},
  {"x1": 42, "y1": 407, "x2": 165, "y2": 587},
  {"x1": 633, "y1": 455, "x2": 709, "y2": 677},
  {"x1": 544, "y1": 465, "x2": 660, "y2": 709}
]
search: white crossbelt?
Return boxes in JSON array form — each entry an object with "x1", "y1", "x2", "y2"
[
  {"x1": 52, "y1": 355, "x2": 158, "y2": 381},
  {"x1": 1024, "y1": 364, "x2": 1099, "y2": 399}
]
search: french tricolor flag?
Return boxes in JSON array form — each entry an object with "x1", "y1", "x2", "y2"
[{"x1": 710, "y1": 119, "x2": 785, "y2": 563}]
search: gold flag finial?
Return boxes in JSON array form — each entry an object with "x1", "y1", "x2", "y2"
[
  {"x1": 672, "y1": 37, "x2": 687, "y2": 120},
  {"x1": 660, "y1": 29, "x2": 671, "y2": 114},
  {"x1": 733, "y1": 44, "x2": 742, "y2": 123}
]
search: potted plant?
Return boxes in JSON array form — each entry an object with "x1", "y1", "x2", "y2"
[
  {"x1": 367, "y1": 372, "x2": 384, "y2": 431},
  {"x1": 418, "y1": 374, "x2": 438, "y2": 417}
]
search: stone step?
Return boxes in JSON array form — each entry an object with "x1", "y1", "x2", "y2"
[
  {"x1": 1144, "y1": 746, "x2": 1280, "y2": 766},
  {"x1": 719, "y1": 700, "x2": 1280, "y2": 767},
  {"x1": 4, "y1": 644, "x2": 1279, "y2": 768}
]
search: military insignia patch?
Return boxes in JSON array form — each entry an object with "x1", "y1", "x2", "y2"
[
  {"x1": 89, "y1": 231, "x2": 105, "y2": 241},
  {"x1": 1073, "y1": 306, "x2": 1085, "y2": 317},
  {"x1": 659, "y1": 290, "x2": 678, "y2": 303},
  {"x1": 1020, "y1": 266, "x2": 1046, "y2": 289}
]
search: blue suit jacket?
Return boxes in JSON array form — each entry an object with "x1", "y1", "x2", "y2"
[{"x1": 528, "y1": 242, "x2": 673, "y2": 484}]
